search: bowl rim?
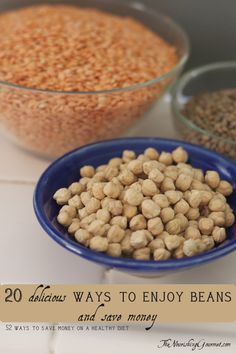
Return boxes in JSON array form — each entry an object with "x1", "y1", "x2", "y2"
[
  {"x1": 0, "y1": 0, "x2": 189, "y2": 95},
  {"x1": 33, "y1": 137, "x2": 236, "y2": 271},
  {"x1": 172, "y1": 61, "x2": 236, "y2": 146}
]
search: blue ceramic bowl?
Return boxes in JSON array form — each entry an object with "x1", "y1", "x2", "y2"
[{"x1": 33, "y1": 138, "x2": 236, "y2": 275}]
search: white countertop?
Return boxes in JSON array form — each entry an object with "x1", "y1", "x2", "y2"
[{"x1": 1, "y1": 96, "x2": 235, "y2": 353}]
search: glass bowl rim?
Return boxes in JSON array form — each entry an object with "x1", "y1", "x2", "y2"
[
  {"x1": 172, "y1": 61, "x2": 236, "y2": 146},
  {"x1": 0, "y1": 0, "x2": 189, "y2": 95},
  {"x1": 33, "y1": 137, "x2": 236, "y2": 272}
]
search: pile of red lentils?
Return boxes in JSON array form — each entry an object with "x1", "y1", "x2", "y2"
[{"x1": 0, "y1": 5, "x2": 177, "y2": 157}]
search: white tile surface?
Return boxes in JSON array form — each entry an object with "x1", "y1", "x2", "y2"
[
  {"x1": 52, "y1": 323, "x2": 236, "y2": 354},
  {"x1": 0, "y1": 323, "x2": 51, "y2": 354},
  {"x1": 0, "y1": 134, "x2": 49, "y2": 183},
  {"x1": 0, "y1": 184, "x2": 105, "y2": 283}
]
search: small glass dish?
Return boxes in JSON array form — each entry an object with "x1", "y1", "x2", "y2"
[{"x1": 172, "y1": 61, "x2": 236, "y2": 160}]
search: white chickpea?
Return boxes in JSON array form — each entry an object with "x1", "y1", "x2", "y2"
[
  {"x1": 153, "y1": 248, "x2": 171, "y2": 261},
  {"x1": 87, "y1": 219, "x2": 105, "y2": 236},
  {"x1": 205, "y1": 171, "x2": 220, "y2": 189},
  {"x1": 68, "y1": 218, "x2": 81, "y2": 234},
  {"x1": 175, "y1": 173, "x2": 193, "y2": 192},
  {"x1": 93, "y1": 171, "x2": 106, "y2": 182},
  {"x1": 107, "y1": 199, "x2": 123, "y2": 216},
  {"x1": 133, "y1": 247, "x2": 151, "y2": 260},
  {"x1": 200, "y1": 191, "x2": 213, "y2": 206},
  {"x1": 80, "y1": 177, "x2": 90, "y2": 187},
  {"x1": 143, "y1": 160, "x2": 161, "y2": 174},
  {"x1": 68, "y1": 195, "x2": 83, "y2": 209},
  {"x1": 108, "y1": 157, "x2": 122, "y2": 168},
  {"x1": 105, "y1": 166, "x2": 119, "y2": 181},
  {"x1": 80, "y1": 191, "x2": 92, "y2": 206},
  {"x1": 69, "y1": 182, "x2": 84, "y2": 195},
  {"x1": 148, "y1": 238, "x2": 165, "y2": 252},
  {"x1": 147, "y1": 217, "x2": 164, "y2": 236},
  {"x1": 127, "y1": 159, "x2": 143, "y2": 175},
  {"x1": 166, "y1": 218, "x2": 181, "y2": 235},
  {"x1": 172, "y1": 147, "x2": 188, "y2": 163},
  {"x1": 185, "y1": 207, "x2": 200, "y2": 220},
  {"x1": 160, "y1": 207, "x2": 175, "y2": 224},
  {"x1": 164, "y1": 167, "x2": 178, "y2": 181},
  {"x1": 121, "y1": 232, "x2": 134, "y2": 256},
  {"x1": 165, "y1": 190, "x2": 182, "y2": 204},
  {"x1": 174, "y1": 199, "x2": 190, "y2": 215},
  {"x1": 202, "y1": 235, "x2": 215, "y2": 250},
  {"x1": 96, "y1": 164, "x2": 107, "y2": 172},
  {"x1": 173, "y1": 245, "x2": 184, "y2": 259},
  {"x1": 141, "y1": 179, "x2": 158, "y2": 197},
  {"x1": 75, "y1": 229, "x2": 92, "y2": 246},
  {"x1": 107, "y1": 225, "x2": 125, "y2": 243},
  {"x1": 96, "y1": 209, "x2": 111, "y2": 223},
  {"x1": 85, "y1": 198, "x2": 101, "y2": 214},
  {"x1": 80, "y1": 213, "x2": 96, "y2": 228},
  {"x1": 137, "y1": 154, "x2": 149, "y2": 163},
  {"x1": 183, "y1": 239, "x2": 199, "y2": 257},
  {"x1": 188, "y1": 220, "x2": 198, "y2": 228},
  {"x1": 153, "y1": 194, "x2": 170, "y2": 208},
  {"x1": 80, "y1": 165, "x2": 95, "y2": 178},
  {"x1": 89, "y1": 236, "x2": 108, "y2": 252},
  {"x1": 53, "y1": 188, "x2": 71, "y2": 205},
  {"x1": 157, "y1": 231, "x2": 169, "y2": 241},
  {"x1": 129, "y1": 181, "x2": 142, "y2": 192},
  {"x1": 208, "y1": 211, "x2": 225, "y2": 226},
  {"x1": 78, "y1": 207, "x2": 88, "y2": 219},
  {"x1": 216, "y1": 180, "x2": 233, "y2": 196},
  {"x1": 144, "y1": 147, "x2": 159, "y2": 160},
  {"x1": 159, "y1": 152, "x2": 173, "y2": 166},
  {"x1": 148, "y1": 168, "x2": 164, "y2": 184},
  {"x1": 92, "y1": 183, "x2": 105, "y2": 200},
  {"x1": 161, "y1": 177, "x2": 175, "y2": 192},
  {"x1": 165, "y1": 235, "x2": 182, "y2": 251},
  {"x1": 175, "y1": 213, "x2": 189, "y2": 232},
  {"x1": 110, "y1": 216, "x2": 127, "y2": 229},
  {"x1": 130, "y1": 230, "x2": 148, "y2": 249},
  {"x1": 130, "y1": 214, "x2": 147, "y2": 231},
  {"x1": 123, "y1": 204, "x2": 138, "y2": 219},
  {"x1": 212, "y1": 226, "x2": 226, "y2": 243},
  {"x1": 193, "y1": 169, "x2": 204, "y2": 182},
  {"x1": 103, "y1": 182, "x2": 120, "y2": 199},
  {"x1": 184, "y1": 226, "x2": 201, "y2": 240},
  {"x1": 208, "y1": 197, "x2": 226, "y2": 212},
  {"x1": 101, "y1": 197, "x2": 113, "y2": 209},
  {"x1": 188, "y1": 190, "x2": 202, "y2": 208},
  {"x1": 107, "y1": 243, "x2": 122, "y2": 257},
  {"x1": 225, "y1": 211, "x2": 235, "y2": 227},
  {"x1": 198, "y1": 217, "x2": 214, "y2": 235},
  {"x1": 124, "y1": 188, "x2": 143, "y2": 206},
  {"x1": 57, "y1": 211, "x2": 72, "y2": 227},
  {"x1": 118, "y1": 169, "x2": 136, "y2": 186},
  {"x1": 122, "y1": 150, "x2": 136, "y2": 162},
  {"x1": 194, "y1": 239, "x2": 207, "y2": 253},
  {"x1": 60, "y1": 205, "x2": 77, "y2": 218},
  {"x1": 141, "y1": 199, "x2": 160, "y2": 219}
]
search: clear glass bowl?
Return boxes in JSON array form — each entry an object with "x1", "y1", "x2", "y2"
[
  {"x1": 0, "y1": 0, "x2": 189, "y2": 158},
  {"x1": 172, "y1": 61, "x2": 236, "y2": 160}
]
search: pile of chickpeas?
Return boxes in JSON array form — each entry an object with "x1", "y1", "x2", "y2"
[{"x1": 53, "y1": 146, "x2": 235, "y2": 261}]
